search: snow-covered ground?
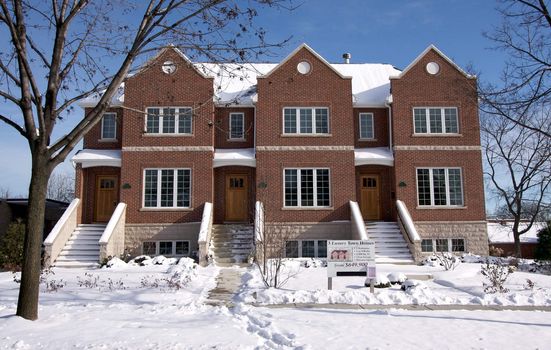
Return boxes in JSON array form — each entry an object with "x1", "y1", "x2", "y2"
[{"x1": 0, "y1": 257, "x2": 550, "y2": 349}]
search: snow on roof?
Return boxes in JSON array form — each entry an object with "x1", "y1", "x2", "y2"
[
  {"x1": 72, "y1": 149, "x2": 122, "y2": 168},
  {"x1": 213, "y1": 148, "x2": 256, "y2": 168},
  {"x1": 78, "y1": 83, "x2": 125, "y2": 108},
  {"x1": 354, "y1": 147, "x2": 394, "y2": 167},
  {"x1": 77, "y1": 61, "x2": 401, "y2": 108},
  {"x1": 487, "y1": 222, "x2": 547, "y2": 243}
]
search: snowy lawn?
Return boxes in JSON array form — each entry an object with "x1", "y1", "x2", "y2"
[
  {"x1": 1, "y1": 256, "x2": 551, "y2": 349},
  {"x1": 238, "y1": 258, "x2": 551, "y2": 306}
]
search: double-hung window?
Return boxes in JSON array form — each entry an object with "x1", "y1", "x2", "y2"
[
  {"x1": 359, "y1": 113, "x2": 374, "y2": 139},
  {"x1": 229, "y1": 113, "x2": 244, "y2": 140},
  {"x1": 143, "y1": 169, "x2": 191, "y2": 208},
  {"x1": 146, "y1": 107, "x2": 192, "y2": 134},
  {"x1": 417, "y1": 168, "x2": 463, "y2": 207},
  {"x1": 413, "y1": 107, "x2": 458, "y2": 134},
  {"x1": 285, "y1": 240, "x2": 328, "y2": 258},
  {"x1": 284, "y1": 168, "x2": 330, "y2": 207},
  {"x1": 101, "y1": 113, "x2": 117, "y2": 140},
  {"x1": 283, "y1": 107, "x2": 329, "y2": 134}
]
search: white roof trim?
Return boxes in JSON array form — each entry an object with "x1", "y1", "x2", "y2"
[
  {"x1": 354, "y1": 147, "x2": 394, "y2": 167},
  {"x1": 72, "y1": 149, "x2": 122, "y2": 168},
  {"x1": 213, "y1": 148, "x2": 256, "y2": 168},
  {"x1": 259, "y1": 43, "x2": 352, "y2": 80},
  {"x1": 392, "y1": 44, "x2": 475, "y2": 80}
]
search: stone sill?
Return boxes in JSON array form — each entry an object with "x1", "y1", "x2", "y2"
[
  {"x1": 143, "y1": 134, "x2": 194, "y2": 137},
  {"x1": 139, "y1": 208, "x2": 194, "y2": 212},
  {"x1": 98, "y1": 139, "x2": 118, "y2": 143},
  {"x1": 280, "y1": 134, "x2": 333, "y2": 137},
  {"x1": 411, "y1": 134, "x2": 463, "y2": 138},
  {"x1": 281, "y1": 207, "x2": 334, "y2": 211},
  {"x1": 416, "y1": 206, "x2": 468, "y2": 210}
]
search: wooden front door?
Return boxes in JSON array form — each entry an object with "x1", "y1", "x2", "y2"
[
  {"x1": 94, "y1": 175, "x2": 118, "y2": 222},
  {"x1": 360, "y1": 175, "x2": 381, "y2": 221},
  {"x1": 225, "y1": 174, "x2": 248, "y2": 222}
]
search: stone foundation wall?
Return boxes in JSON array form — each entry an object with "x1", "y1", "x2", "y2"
[
  {"x1": 264, "y1": 221, "x2": 351, "y2": 240},
  {"x1": 125, "y1": 223, "x2": 200, "y2": 257},
  {"x1": 414, "y1": 221, "x2": 489, "y2": 256}
]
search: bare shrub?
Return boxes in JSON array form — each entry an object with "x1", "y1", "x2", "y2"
[
  {"x1": 435, "y1": 252, "x2": 461, "y2": 271},
  {"x1": 481, "y1": 260, "x2": 515, "y2": 293}
]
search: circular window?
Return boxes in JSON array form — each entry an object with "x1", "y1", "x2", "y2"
[
  {"x1": 161, "y1": 61, "x2": 177, "y2": 75},
  {"x1": 426, "y1": 62, "x2": 440, "y2": 75},
  {"x1": 297, "y1": 61, "x2": 311, "y2": 75}
]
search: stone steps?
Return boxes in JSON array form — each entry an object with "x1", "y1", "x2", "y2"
[
  {"x1": 366, "y1": 222, "x2": 414, "y2": 264},
  {"x1": 54, "y1": 224, "x2": 104, "y2": 268},
  {"x1": 211, "y1": 224, "x2": 254, "y2": 265}
]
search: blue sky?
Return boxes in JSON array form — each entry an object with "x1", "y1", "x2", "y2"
[{"x1": 0, "y1": 0, "x2": 505, "y2": 211}]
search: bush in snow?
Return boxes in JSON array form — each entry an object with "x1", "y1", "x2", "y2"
[
  {"x1": 77, "y1": 272, "x2": 100, "y2": 288},
  {"x1": 140, "y1": 258, "x2": 197, "y2": 291},
  {"x1": 129, "y1": 255, "x2": 153, "y2": 266},
  {"x1": 103, "y1": 257, "x2": 127, "y2": 268},
  {"x1": 39, "y1": 267, "x2": 66, "y2": 293},
  {"x1": 435, "y1": 252, "x2": 461, "y2": 271},
  {"x1": 401, "y1": 279, "x2": 426, "y2": 293},
  {"x1": 387, "y1": 272, "x2": 407, "y2": 285},
  {"x1": 0, "y1": 219, "x2": 25, "y2": 270},
  {"x1": 481, "y1": 259, "x2": 515, "y2": 294},
  {"x1": 366, "y1": 273, "x2": 391, "y2": 288},
  {"x1": 534, "y1": 222, "x2": 551, "y2": 261},
  {"x1": 300, "y1": 258, "x2": 325, "y2": 268}
]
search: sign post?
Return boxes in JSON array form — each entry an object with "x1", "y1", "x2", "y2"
[{"x1": 327, "y1": 240, "x2": 376, "y2": 292}]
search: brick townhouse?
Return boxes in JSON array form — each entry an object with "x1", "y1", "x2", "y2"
[{"x1": 51, "y1": 43, "x2": 488, "y2": 267}]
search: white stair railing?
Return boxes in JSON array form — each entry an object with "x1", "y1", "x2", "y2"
[
  {"x1": 349, "y1": 201, "x2": 368, "y2": 240},
  {"x1": 99, "y1": 202, "x2": 127, "y2": 262},
  {"x1": 197, "y1": 202, "x2": 213, "y2": 266},
  {"x1": 396, "y1": 200, "x2": 421, "y2": 261},
  {"x1": 43, "y1": 198, "x2": 81, "y2": 267}
]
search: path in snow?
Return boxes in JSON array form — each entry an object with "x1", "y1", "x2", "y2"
[{"x1": 206, "y1": 267, "x2": 244, "y2": 307}]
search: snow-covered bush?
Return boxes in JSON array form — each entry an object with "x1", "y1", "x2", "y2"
[
  {"x1": 300, "y1": 258, "x2": 326, "y2": 268},
  {"x1": 400, "y1": 279, "x2": 427, "y2": 294},
  {"x1": 387, "y1": 272, "x2": 407, "y2": 285},
  {"x1": 140, "y1": 258, "x2": 198, "y2": 291},
  {"x1": 104, "y1": 257, "x2": 127, "y2": 268},
  {"x1": 423, "y1": 253, "x2": 460, "y2": 271},
  {"x1": 367, "y1": 273, "x2": 391, "y2": 288},
  {"x1": 481, "y1": 260, "x2": 515, "y2": 294},
  {"x1": 129, "y1": 255, "x2": 153, "y2": 266}
]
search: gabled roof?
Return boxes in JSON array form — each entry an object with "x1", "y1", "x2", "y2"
[
  {"x1": 392, "y1": 44, "x2": 475, "y2": 80},
  {"x1": 131, "y1": 45, "x2": 212, "y2": 79},
  {"x1": 259, "y1": 43, "x2": 352, "y2": 80}
]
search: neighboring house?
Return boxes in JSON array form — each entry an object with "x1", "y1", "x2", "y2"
[
  {"x1": 54, "y1": 43, "x2": 488, "y2": 267},
  {"x1": 487, "y1": 220, "x2": 547, "y2": 258},
  {"x1": 0, "y1": 198, "x2": 68, "y2": 240}
]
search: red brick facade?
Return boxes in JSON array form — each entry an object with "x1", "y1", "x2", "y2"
[{"x1": 75, "y1": 44, "x2": 487, "y2": 256}]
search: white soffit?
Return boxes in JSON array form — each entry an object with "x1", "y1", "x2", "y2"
[
  {"x1": 354, "y1": 147, "x2": 394, "y2": 167},
  {"x1": 72, "y1": 149, "x2": 122, "y2": 168},
  {"x1": 213, "y1": 148, "x2": 256, "y2": 168}
]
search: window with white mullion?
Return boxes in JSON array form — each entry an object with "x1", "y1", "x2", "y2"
[
  {"x1": 144, "y1": 169, "x2": 191, "y2": 208},
  {"x1": 229, "y1": 113, "x2": 245, "y2": 139},
  {"x1": 146, "y1": 107, "x2": 192, "y2": 134},
  {"x1": 284, "y1": 168, "x2": 330, "y2": 207},
  {"x1": 414, "y1": 107, "x2": 459, "y2": 134},
  {"x1": 283, "y1": 107, "x2": 329, "y2": 135},
  {"x1": 417, "y1": 168, "x2": 463, "y2": 207},
  {"x1": 359, "y1": 113, "x2": 374, "y2": 139}
]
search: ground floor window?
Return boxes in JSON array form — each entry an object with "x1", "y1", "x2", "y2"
[
  {"x1": 143, "y1": 168, "x2": 191, "y2": 208},
  {"x1": 285, "y1": 240, "x2": 327, "y2": 258},
  {"x1": 142, "y1": 240, "x2": 190, "y2": 256},
  {"x1": 284, "y1": 168, "x2": 330, "y2": 207},
  {"x1": 416, "y1": 168, "x2": 463, "y2": 207},
  {"x1": 421, "y1": 238, "x2": 465, "y2": 253}
]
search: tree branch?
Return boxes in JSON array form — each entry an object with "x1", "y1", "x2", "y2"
[{"x1": 0, "y1": 113, "x2": 27, "y2": 138}]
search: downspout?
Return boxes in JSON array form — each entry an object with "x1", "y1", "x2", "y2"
[{"x1": 385, "y1": 94, "x2": 393, "y2": 150}]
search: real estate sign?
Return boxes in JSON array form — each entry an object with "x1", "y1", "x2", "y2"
[{"x1": 327, "y1": 240, "x2": 376, "y2": 278}]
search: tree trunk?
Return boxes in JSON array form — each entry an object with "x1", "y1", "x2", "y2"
[
  {"x1": 16, "y1": 156, "x2": 51, "y2": 320},
  {"x1": 513, "y1": 232, "x2": 522, "y2": 258}
]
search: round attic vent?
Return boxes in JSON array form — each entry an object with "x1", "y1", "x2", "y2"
[
  {"x1": 426, "y1": 61, "x2": 440, "y2": 75},
  {"x1": 161, "y1": 61, "x2": 177, "y2": 74},
  {"x1": 297, "y1": 61, "x2": 311, "y2": 75}
]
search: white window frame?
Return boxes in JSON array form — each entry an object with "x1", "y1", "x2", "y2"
[
  {"x1": 229, "y1": 112, "x2": 245, "y2": 140},
  {"x1": 100, "y1": 113, "x2": 117, "y2": 140},
  {"x1": 282, "y1": 107, "x2": 330, "y2": 135},
  {"x1": 283, "y1": 168, "x2": 331, "y2": 208},
  {"x1": 416, "y1": 167, "x2": 464, "y2": 207},
  {"x1": 145, "y1": 107, "x2": 193, "y2": 135},
  {"x1": 420, "y1": 238, "x2": 465, "y2": 253},
  {"x1": 285, "y1": 240, "x2": 328, "y2": 258},
  {"x1": 359, "y1": 112, "x2": 375, "y2": 140},
  {"x1": 412, "y1": 107, "x2": 459, "y2": 135},
  {"x1": 142, "y1": 240, "x2": 191, "y2": 256},
  {"x1": 142, "y1": 168, "x2": 191, "y2": 209}
]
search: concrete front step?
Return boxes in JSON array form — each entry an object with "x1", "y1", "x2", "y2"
[
  {"x1": 214, "y1": 257, "x2": 249, "y2": 264},
  {"x1": 59, "y1": 250, "x2": 99, "y2": 256},
  {"x1": 56, "y1": 255, "x2": 99, "y2": 262},
  {"x1": 54, "y1": 261, "x2": 100, "y2": 268}
]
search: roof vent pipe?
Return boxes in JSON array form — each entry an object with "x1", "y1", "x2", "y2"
[{"x1": 342, "y1": 53, "x2": 351, "y2": 64}]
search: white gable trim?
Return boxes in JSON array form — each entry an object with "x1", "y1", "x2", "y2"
[
  {"x1": 392, "y1": 45, "x2": 475, "y2": 80},
  {"x1": 259, "y1": 43, "x2": 352, "y2": 80},
  {"x1": 132, "y1": 45, "x2": 211, "y2": 79}
]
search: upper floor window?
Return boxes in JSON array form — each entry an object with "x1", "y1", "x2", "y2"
[
  {"x1": 359, "y1": 113, "x2": 374, "y2": 140},
  {"x1": 146, "y1": 107, "x2": 192, "y2": 135},
  {"x1": 284, "y1": 168, "x2": 330, "y2": 207},
  {"x1": 143, "y1": 168, "x2": 191, "y2": 208},
  {"x1": 229, "y1": 113, "x2": 245, "y2": 140},
  {"x1": 283, "y1": 107, "x2": 329, "y2": 135},
  {"x1": 101, "y1": 113, "x2": 117, "y2": 140},
  {"x1": 413, "y1": 107, "x2": 458, "y2": 134},
  {"x1": 417, "y1": 168, "x2": 463, "y2": 207}
]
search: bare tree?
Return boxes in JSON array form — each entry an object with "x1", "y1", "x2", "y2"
[
  {"x1": 482, "y1": 108, "x2": 551, "y2": 257},
  {"x1": 47, "y1": 171, "x2": 74, "y2": 203},
  {"x1": 0, "y1": 0, "x2": 292, "y2": 320},
  {"x1": 480, "y1": 0, "x2": 551, "y2": 139},
  {"x1": 0, "y1": 187, "x2": 11, "y2": 199}
]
